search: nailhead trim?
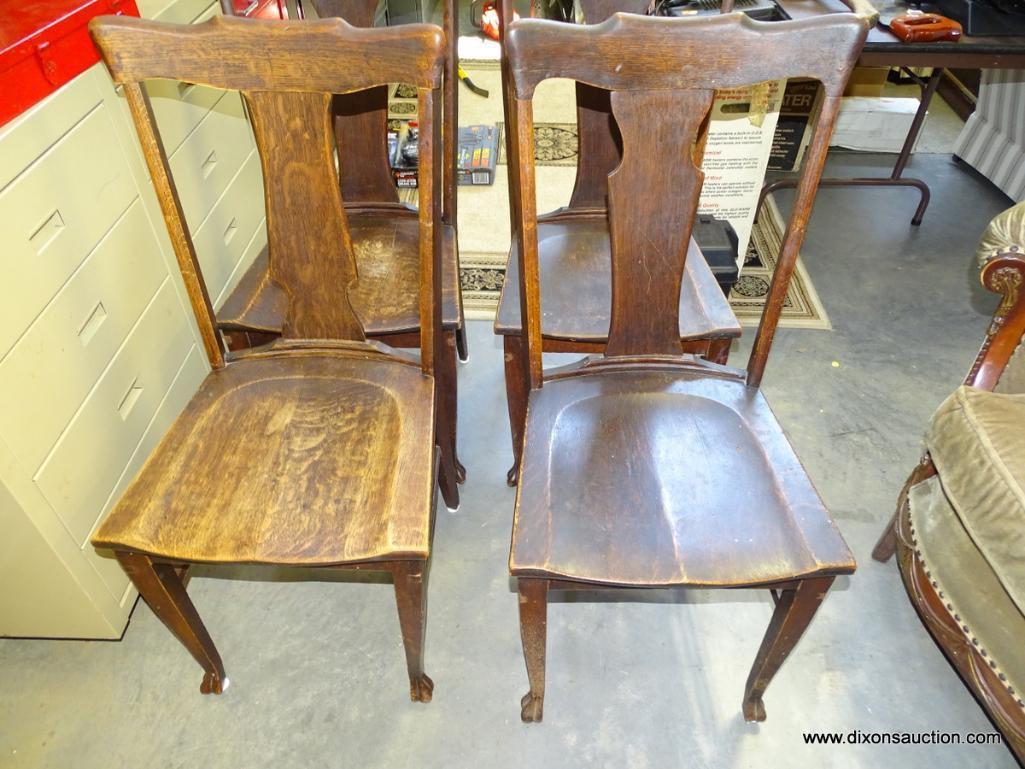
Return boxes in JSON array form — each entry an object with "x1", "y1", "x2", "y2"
[{"x1": 907, "y1": 507, "x2": 1024, "y2": 712}]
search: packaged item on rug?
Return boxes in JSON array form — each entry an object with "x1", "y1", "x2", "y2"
[
  {"x1": 389, "y1": 121, "x2": 419, "y2": 188},
  {"x1": 457, "y1": 125, "x2": 499, "y2": 186}
]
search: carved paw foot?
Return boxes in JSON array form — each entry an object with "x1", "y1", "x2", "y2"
[
  {"x1": 520, "y1": 691, "x2": 544, "y2": 723},
  {"x1": 455, "y1": 459, "x2": 467, "y2": 485},
  {"x1": 506, "y1": 465, "x2": 519, "y2": 487},
  {"x1": 200, "y1": 671, "x2": 227, "y2": 694},
  {"x1": 743, "y1": 696, "x2": 766, "y2": 722},
  {"x1": 409, "y1": 674, "x2": 434, "y2": 703}
]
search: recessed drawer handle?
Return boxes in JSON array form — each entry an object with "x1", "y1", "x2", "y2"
[
  {"x1": 78, "y1": 302, "x2": 108, "y2": 346},
  {"x1": 201, "y1": 150, "x2": 218, "y2": 179},
  {"x1": 223, "y1": 217, "x2": 239, "y2": 246},
  {"x1": 177, "y1": 82, "x2": 197, "y2": 99},
  {"x1": 117, "y1": 378, "x2": 144, "y2": 421},
  {"x1": 29, "y1": 209, "x2": 66, "y2": 254}
]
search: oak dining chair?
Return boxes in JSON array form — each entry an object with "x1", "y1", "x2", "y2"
[
  {"x1": 502, "y1": 11, "x2": 869, "y2": 722},
  {"x1": 493, "y1": 0, "x2": 742, "y2": 487},
  {"x1": 216, "y1": 0, "x2": 467, "y2": 509},
  {"x1": 88, "y1": 13, "x2": 447, "y2": 700}
]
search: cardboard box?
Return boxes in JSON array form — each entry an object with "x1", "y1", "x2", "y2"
[
  {"x1": 844, "y1": 67, "x2": 889, "y2": 98},
  {"x1": 832, "y1": 97, "x2": 920, "y2": 153},
  {"x1": 457, "y1": 125, "x2": 499, "y2": 186}
]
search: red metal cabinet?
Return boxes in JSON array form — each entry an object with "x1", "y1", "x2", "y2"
[{"x1": 0, "y1": 0, "x2": 141, "y2": 127}]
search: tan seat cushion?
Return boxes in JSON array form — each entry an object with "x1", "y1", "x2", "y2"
[
  {"x1": 975, "y1": 201, "x2": 1025, "y2": 267},
  {"x1": 909, "y1": 476, "x2": 1025, "y2": 710},
  {"x1": 927, "y1": 385, "x2": 1025, "y2": 615}
]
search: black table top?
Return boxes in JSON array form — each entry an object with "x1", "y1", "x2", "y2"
[{"x1": 778, "y1": 0, "x2": 1025, "y2": 64}]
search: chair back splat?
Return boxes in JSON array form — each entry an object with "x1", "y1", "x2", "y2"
[
  {"x1": 313, "y1": 0, "x2": 457, "y2": 226},
  {"x1": 90, "y1": 15, "x2": 446, "y2": 372},
  {"x1": 504, "y1": 13, "x2": 868, "y2": 388}
]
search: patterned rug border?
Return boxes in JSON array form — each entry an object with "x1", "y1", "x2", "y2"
[
  {"x1": 496, "y1": 122, "x2": 578, "y2": 167},
  {"x1": 740, "y1": 196, "x2": 830, "y2": 329}
]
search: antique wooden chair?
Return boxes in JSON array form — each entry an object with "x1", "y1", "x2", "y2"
[
  {"x1": 873, "y1": 238, "x2": 1025, "y2": 762},
  {"x1": 493, "y1": 0, "x2": 742, "y2": 487},
  {"x1": 503, "y1": 11, "x2": 869, "y2": 722},
  {"x1": 89, "y1": 13, "x2": 448, "y2": 699},
  {"x1": 216, "y1": 0, "x2": 467, "y2": 507}
]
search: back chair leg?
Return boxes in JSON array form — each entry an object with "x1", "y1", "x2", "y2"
[
  {"x1": 742, "y1": 576, "x2": 834, "y2": 722},
  {"x1": 872, "y1": 512, "x2": 899, "y2": 562},
  {"x1": 706, "y1": 338, "x2": 731, "y2": 365},
  {"x1": 455, "y1": 323, "x2": 469, "y2": 362},
  {"x1": 392, "y1": 560, "x2": 434, "y2": 703},
  {"x1": 116, "y1": 552, "x2": 226, "y2": 694},
  {"x1": 503, "y1": 335, "x2": 528, "y2": 487},
  {"x1": 518, "y1": 578, "x2": 549, "y2": 723},
  {"x1": 436, "y1": 332, "x2": 462, "y2": 511},
  {"x1": 875, "y1": 460, "x2": 932, "y2": 562},
  {"x1": 441, "y1": 330, "x2": 466, "y2": 485}
]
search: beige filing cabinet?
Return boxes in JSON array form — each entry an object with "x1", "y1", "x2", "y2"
[{"x1": 0, "y1": 0, "x2": 267, "y2": 638}]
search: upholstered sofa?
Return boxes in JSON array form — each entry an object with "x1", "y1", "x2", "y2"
[{"x1": 874, "y1": 202, "x2": 1025, "y2": 764}]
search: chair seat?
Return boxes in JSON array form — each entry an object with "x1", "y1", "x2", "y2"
[
  {"x1": 92, "y1": 350, "x2": 436, "y2": 565},
  {"x1": 510, "y1": 366, "x2": 855, "y2": 586},
  {"x1": 494, "y1": 217, "x2": 742, "y2": 342},
  {"x1": 926, "y1": 385, "x2": 1025, "y2": 614},
  {"x1": 908, "y1": 474, "x2": 1025, "y2": 710},
  {"x1": 218, "y1": 210, "x2": 462, "y2": 336}
]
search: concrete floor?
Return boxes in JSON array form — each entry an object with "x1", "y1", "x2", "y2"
[{"x1": 1, "y1": 152, "x2": 1019, "y2": 768}]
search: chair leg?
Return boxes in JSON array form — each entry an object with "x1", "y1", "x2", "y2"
[
  {"x1": 518, "y1": 578, "x2": 548, "y2": 723},
  {"x1": 503, "y1": 335, "x2": 528, "y2": 487},
  {"x1": 875, "y1": 459, "x2": 932, "y2": 562},
  {"x1": 455, "y1": 323, "x2": 469, "y2": 362},
  {"x1": 436, "y1": 333, "x2": 461, "y2": 511},
  {"x1": 392, "y1": 560, "x2": 434, "y2": 703},
  {"x1": 742, "y1": 576, "x2": 834, "y2": 722},
  {"x1": 116, "y1": 552, "x2": 227, "y2": 694},
  {"x1": 440, "y1": 330, "x2": 466, "y2": 485},
  {"x1": 872, "y1": 511, "x2": 899, "y2": 562},
  {"x1": 706, "y1": 338, "x2": 731, "y2": 365}
]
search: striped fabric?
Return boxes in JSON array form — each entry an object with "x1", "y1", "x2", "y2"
[{"x1": 954, "y1": 69, "x2": 1025, "y2": 202}]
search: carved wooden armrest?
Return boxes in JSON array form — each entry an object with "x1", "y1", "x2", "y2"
[{"x1": 965, "y1": 251, "x2": 1025, "y2": 391}]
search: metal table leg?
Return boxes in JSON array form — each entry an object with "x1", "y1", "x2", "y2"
[{"x1": 755, "y1": 68, "x2": 942, "y2": 227}]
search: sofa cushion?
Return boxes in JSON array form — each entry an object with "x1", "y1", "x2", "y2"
[
  {"x1": 976, "y1": 201, "x2": 1025, "y2": 267},
  {"x1": 908, "y1": 476, "x2": 1025, "y2": 711},
  {"x1": 927, "y1": 385, "x2": 1025, "y2": 615}
]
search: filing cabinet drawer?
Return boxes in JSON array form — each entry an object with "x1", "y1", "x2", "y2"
[
  {"x1": 85, "y1": 343, "x2": 207, "y2": 600},
  {"x1": 169, "y1": 92, "x2": 254, "y2": 233},
  {"x1": 145, "y1": 2, "x2": 224, "y2": 155},
  {"x1": 0, "y1": 201, "x2": 167, "y2": 473},
  {"x1": 193, "y1": 149, "x2": 265, "y2": 306},
  {"x1": 35, "y1": 279, "x2": 195, "y2": 546},
  {"x1": 0, "y1": 102, "x2": 138, "y2": 357},
  {"x1": 220, "y1": 212, "x2": 268, "y2": 312},
  {"x1": 0, "y1": 67, "x2": 103, "y2": 190},
  {"x1": 147, "y1": 85, "x2": 228, "y2": 159}
]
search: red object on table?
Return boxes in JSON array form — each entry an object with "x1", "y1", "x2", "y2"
[
  {"x1": 0, "y1": 0, "x2": 140, "y2": 128},
  {"x1": 890, "y1": 12, "x2": 963, "y2": 43}
]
